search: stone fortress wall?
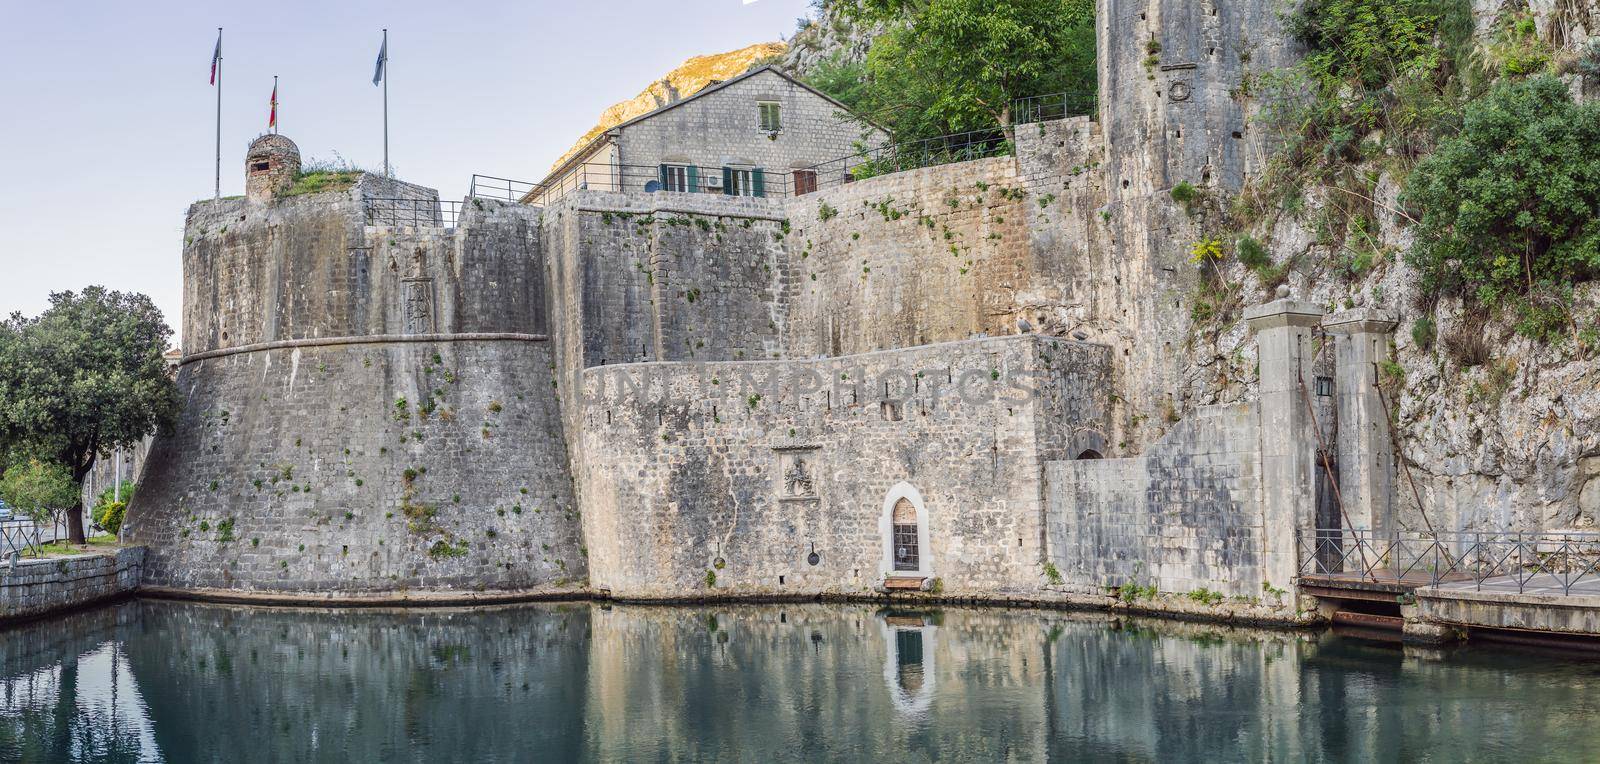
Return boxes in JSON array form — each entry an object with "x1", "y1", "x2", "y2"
[
  {"x1": 128, "y1": 143, "x2": 585, "y2": 596},
  {"x1": 130, "y1": 112, "x2": 1352, "y2": 608},
  {"x1": 575, "y1": 336, "x2": 1112, "y2": 599},
  {"x1": 126, "y1": 0, "x2": 1422, "y2": 612}
]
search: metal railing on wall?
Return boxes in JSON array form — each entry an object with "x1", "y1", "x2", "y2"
[
  {"x1": 802, "y1": 128, "x2": 1013, "y2": 193},
  {"x1": 364, "y1": 198, "x2": 462, "y2": 228},
  {"x1": 472, "y1": 89, "x2": 1098, "y2": 210},
  {"x1": 468, "y1": 174, "x2": 545, "y2": 203},
  {"x1": 528, "y1": 162, "x2": 800, "y2": 207},
  {"x1": 1011, "y1": 90, "x2": 1099, "y2": 125},
  {"x1": 1297, "y1": 528, "x2": 1600, "y2": 596}
]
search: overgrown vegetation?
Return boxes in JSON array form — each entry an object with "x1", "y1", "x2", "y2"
[
  {"x1": 283, "y1": 155, "x2": 369, "y2": 197},
  {"x1": 92, "y1": 480, "x2": 135, "y2": 536},
  {"x1": 1403, "y1": 76, "x2": 1600, "y2": 342},
  {"x1": 809, "y1": 0, "x2": 1095, "y2": 142}
]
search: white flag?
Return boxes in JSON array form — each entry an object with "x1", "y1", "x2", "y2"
[{"x1": 372, "y1": 34, "x2": 387, "y2": 86}]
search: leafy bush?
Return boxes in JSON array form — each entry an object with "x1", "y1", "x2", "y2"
[
  {"x1": 1265, "y1": 0, "x2": 1474, "y2": 172},
  {"x1": 1236, "y1": 235, "x2": 1270, "y2": 270},
  {"x1": 0, "y1": 458, "x2": 77, "y2": 524},
  {"x1": 1403, "y1": 76, "x2": 1600, "y2": 339},
  {"x1": 94, "y1": 500, "x2": 126, "y2": 536},
  {"x1": 92, "y1": 480, "x2": 135, "y2": 536}
]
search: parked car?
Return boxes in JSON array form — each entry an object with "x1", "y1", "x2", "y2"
[{"x1": 0, "y1": 499, "x2": 12, "y2": 521}]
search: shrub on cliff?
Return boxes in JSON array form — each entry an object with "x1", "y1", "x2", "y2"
[
  {"x1": 1266, "y1": 0, "x2": 1475, "y2": 170},
  {"x1": 1403, "y1": 76, "x2": 1600, "y2": 340}
]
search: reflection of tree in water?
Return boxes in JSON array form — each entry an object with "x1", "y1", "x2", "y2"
[{"x1": 1, "y1": 643, "x2": 156, "y2": 763}]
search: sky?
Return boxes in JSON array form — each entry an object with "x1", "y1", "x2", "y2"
[{"x1": 0, "y1": 0, "x2": 813, "y2": 341}]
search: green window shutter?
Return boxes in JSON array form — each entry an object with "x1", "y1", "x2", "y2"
[
  {"x1": 752, "y1": 168, "x2": 766, "y2": 197},
  {"x1": 658, "y1": 164, "x2": 669, "y2": 189},
  {"x1": 722, "y1": 167, "x2": 734, "y2": 196},
  {"x1": 686, "y1": 165, "x2": 699, "y2": 193}
]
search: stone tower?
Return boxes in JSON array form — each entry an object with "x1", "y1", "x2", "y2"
[
  {"x1": 244, "y1": 133, "x2": 300, "y2": 201},
  {"x1": 127, "y1": 146, "x2": 584, "y2": 597},
  {"x1": 1098, "y1": 0, "x2": 1300, "y2": 198}
]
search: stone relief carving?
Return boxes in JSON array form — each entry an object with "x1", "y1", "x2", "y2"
[
  {"x1": 403, "y1": 278, "x2": 435, "y2": 334},
  {"x1": 785, "y1": 456, "x2": 815, "y2": 497},
  {"x1": 776, "y1": 448, "x2": 820, "y2": 502}
]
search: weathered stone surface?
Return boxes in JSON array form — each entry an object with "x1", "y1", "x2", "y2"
[
  {"x1": 129, "y1": 171, "x2": 583, "y2": 596},
  {"x1": 0, "y1": 548, "x2": 144, "y2": 622},
  {"x1": 575, "y1": 336, "x2": 1112, "y2": 599}
]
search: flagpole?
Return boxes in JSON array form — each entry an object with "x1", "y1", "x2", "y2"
[
  {"x1": 274, "y1": 75, "x2": 279, "y2": 134},
  {"x1": 214, "y1": 27, "x2": 222, "y2": 201},
  {"x1": 382, "y1": 29, "x2": 389, "y2": 178}
]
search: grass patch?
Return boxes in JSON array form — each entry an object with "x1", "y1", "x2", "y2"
[
  {"x1": 21, "y1": 535, "x2": 119, "y2": 559},
  {"x1": 282, "y1": 170, "x2": 361, "y2": 197}
]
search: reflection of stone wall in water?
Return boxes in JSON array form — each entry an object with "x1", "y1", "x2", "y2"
[
  {"x1": 10, "y1": 602, "x2": 1600, "y2": 760},
  {"x1": 119, "y1": 601, "x2": 592, "y2": 762}
]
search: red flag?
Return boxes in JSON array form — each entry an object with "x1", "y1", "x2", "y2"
[
  {"x1": 209, "y1": 31, "x2": 221, "y2": 85},
  {"x1": 268, "y1": 82, "x2": 278, "y2": 129}
]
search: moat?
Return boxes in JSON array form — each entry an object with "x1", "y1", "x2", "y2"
[{"x1": 4, "y1": 601, "x2": 1600, "y2": 762}]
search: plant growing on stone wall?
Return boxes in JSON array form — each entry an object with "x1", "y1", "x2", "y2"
[
  {"x1": 1119, "y1": 582, "x2": 1157, "y2": 603},
  {"x1": 1041, "y1": 562, "x2": 1063, "y2": 585},
  {"x1": 215, "y1": 518, "x2": 235, "y2": 543},
  {"x1": 1186, "y1": 588, "x2": 1225, "y2": 606},
  {"x1": 704, "y1": 569, "x2": 717, "y2": 587},
  {"x1": 1261, "y1": 581, "x2": 1287, "y2": 606},
  {"x1": 1411, "y1": 316, "x2": 1437, "y2": 350},
  {"x1": 428, "y1": 538, "x2": 468, "y2": 560}
]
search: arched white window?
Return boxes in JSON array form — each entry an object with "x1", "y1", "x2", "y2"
[{"x1": 879, "y1": 482, "x2": 931, "y2": 579}]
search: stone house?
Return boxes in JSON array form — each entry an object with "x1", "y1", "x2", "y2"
[{"x1": 528, "y1": 66, "x2": 886, "y2": 203}]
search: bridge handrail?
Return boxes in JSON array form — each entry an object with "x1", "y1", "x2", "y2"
[{"x1": 1296, "y1": 527, "x2": 1600, "y2": 596}]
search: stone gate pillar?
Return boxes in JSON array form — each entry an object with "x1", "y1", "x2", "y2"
[
  {"x1": 1245, "y1": 297, "x2": 1324, "y2": 589},
  {"x1": 1323, "y1": 309, "x2": 1399, "y2": 536}
]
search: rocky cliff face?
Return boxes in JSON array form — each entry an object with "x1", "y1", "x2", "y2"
[
  {"x1": 781, "y1": 1, "x2": 890, "y2": 78},
  {"x1": 1171, "y1": 0, "x2": 1600, "y2": 535},
  {"x1": 547, "y1": 42, "x2": 787, "y2": 174}
]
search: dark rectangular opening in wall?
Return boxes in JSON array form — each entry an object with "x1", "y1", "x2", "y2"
[
  {"x1": 779, "y1": 575, "x2": 785, "y2": 585},
  {"x1": 1315, "y1": 376, "x2": 1334, "y2": 396},
  {"x1": 793, "y1": 169, "x2": 817, "y2": 196},
  {"x1": 251, "y1": 162, "x2": 269, "y2": 172}
]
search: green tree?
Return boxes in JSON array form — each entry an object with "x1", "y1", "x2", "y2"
[
  {"x1": 834, "y1": 0, "x2": 1096, "y2": 139},
  {"x1": 0, "y1": 458, "x2": 78, "y2": 525},
  {"x1": 1402, "y1": 76, "x2": 1600, "y2": 340},
  {"x1": 0, "y1": 287, "x2": 179, "y2": 542}
]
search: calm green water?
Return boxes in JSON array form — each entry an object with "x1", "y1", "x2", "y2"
[{"x1": 4, "y1": 600, "x2": 1600, "y2": 762}]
